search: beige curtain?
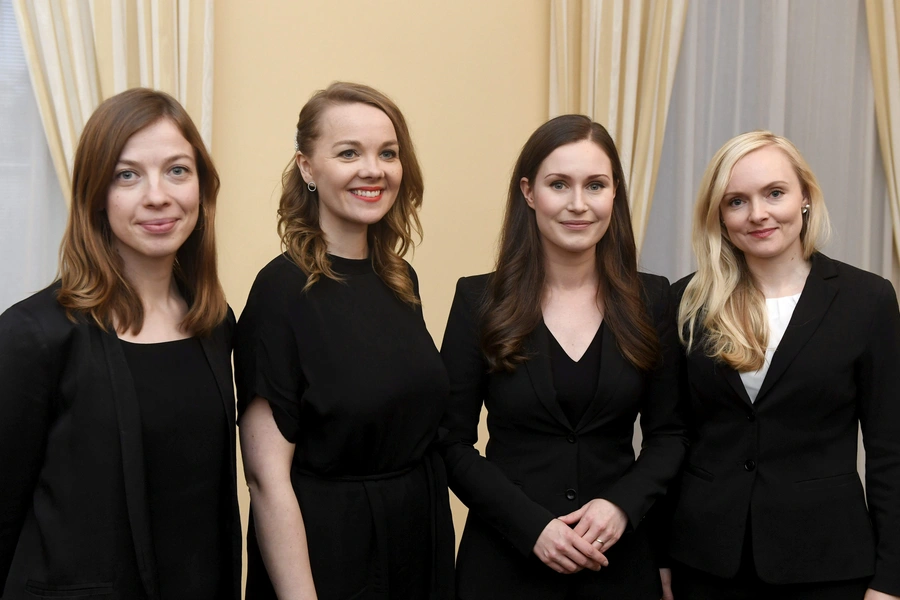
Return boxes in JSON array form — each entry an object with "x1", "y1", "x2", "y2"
[
  {"x1": 13, "y1": 0, "x2": 214, "y2": 205},
  {"x1": 866, "y1": 0, "x2": 900, "y2": 266},
  {"x1": 550, "y1": 0, "x2": 688, "y2": 252}
]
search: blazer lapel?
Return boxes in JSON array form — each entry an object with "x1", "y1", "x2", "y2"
[
  {"x1": 576, "y1": 324, "x2": 626, "y2": 430},
  {"x1": 755, "y1": 254, "x2": 838, "y2": 403},
  {"x1": 723, "y1": 365, "x2": 754, "y2": 407},
  {"x1": 523, "y1": 324, "x2": 573, "y2": 429},
  {"x1": 100, "y1": 332, "x2": 160, "y2": 600}
]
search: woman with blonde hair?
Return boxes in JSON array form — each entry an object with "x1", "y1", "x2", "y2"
[
  {"x1": 662, "y1": 130, "x2": 900, "y2": 600},
  {"x1": 0, "y1": 88, "x2": 240, "y2": 599},
  {"x1": 235, "y1": 82, "x2": 454, "y2": 600}
]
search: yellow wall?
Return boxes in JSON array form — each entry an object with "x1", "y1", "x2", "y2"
[{"x1": 212, "y1": 0, "x2": 550, "y2": 567}]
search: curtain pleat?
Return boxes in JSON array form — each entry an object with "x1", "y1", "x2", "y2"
[
  {"x1": 549, "y1": 0, "x2": 688, "y2": 253},
  {"x1": 12, "y1": 0, "x2": 214, "y2": 205}
]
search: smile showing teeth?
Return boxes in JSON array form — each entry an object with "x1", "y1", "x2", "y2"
[{"x1": 351, "y1": 189, "x2": 381, "y2": 198}]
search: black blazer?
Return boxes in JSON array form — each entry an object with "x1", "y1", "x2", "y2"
[
  {"x1": 668, "y1": 253, "x2": 900, "y2": 595},
  {"x1": 439, "y1": 273, "x2": 688, "y2": 600},
  {"x1": 0, "y1": 284, "x2": 241, "y2": 600}
]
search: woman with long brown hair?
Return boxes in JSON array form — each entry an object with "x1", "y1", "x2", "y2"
[
  {"x1": 0, "y1": 88, "x2": 240, "y2": 599},
  {"x1": 235, "y1": 82, "x2": 454, "y2": 600},
  {"x1": 439, "y1": 114, "x2": 687, "y2": 599}
]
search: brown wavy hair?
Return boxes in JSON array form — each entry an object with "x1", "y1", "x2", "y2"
[
  {"x1": 57, "y1": 88, "x2": 226, "y2": 336},
  {"x1": 279, "y1": 82, "x2": 423, "y2": 305},
  {"x1": 481, "y1": 114, "x2": 660, "y2": 372}
]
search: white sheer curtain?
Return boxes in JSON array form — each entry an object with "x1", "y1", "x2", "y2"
[
  {"x1": 0, "y1": 0, "x2": 66, "y2": 313},
  {"x1": 641, "y1": 0, "x2": 895, "y2": 286}
]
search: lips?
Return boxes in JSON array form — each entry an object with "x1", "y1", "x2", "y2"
[
  {"x1": 560, "y1": 220, "x2": 593, "y2": 230},
  {"x1": 749, "y1": 228, "x2": 777, "y2": 239},
  {"x1": 139, "y1": 218, "x2": 178, "y2": 233},
  {"x1": 350, "y1": 187, "x2": 383, "y2": 203}
]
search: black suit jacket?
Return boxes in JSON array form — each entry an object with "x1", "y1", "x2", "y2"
[
  {"x1": 0, "y1": 284, "x2": 241, "y2": 600},
  {"x1": 439, "y1": 273, "x2": 688, "y2": 600},
  {"x1": 667, "y1": 253, "x2": 900, "y2": 595}
]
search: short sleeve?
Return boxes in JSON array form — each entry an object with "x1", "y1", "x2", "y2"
[{"x1": 234, "y1": 257, "x2": 307, "y2": 443}]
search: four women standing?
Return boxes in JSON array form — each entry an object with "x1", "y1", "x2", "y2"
[{"x1": 1, "y1": 82, "x2": 896, "y2": 600}]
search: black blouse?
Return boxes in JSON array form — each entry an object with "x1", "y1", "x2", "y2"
[
  {"x1": 547, "y1": 322, "x2": 603, "y2": 427},
  {"x1": 121, "y1": 337, "x2": 228, "y2": 600}
]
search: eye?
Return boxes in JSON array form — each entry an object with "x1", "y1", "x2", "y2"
[
  {"x1": 770, "y1": 189, "x2": 784, "y2": 199},
  {"x1": 338, "y1": 149, "x2": 359, "y2": 159},
  {"x1": 380, "y1": 149, "x2": 398, "y2": 160},
  {"x1": 170, "y1": 165, "x2": 191, "y2": 177},
  {"x1": 587, "y1": 181, "x2": 606, "y2": 191},
  {"x1": 115, "y1": 170, "x2": 137, "y2": 182},
  {"x1": 725, "y1": 196, "x2": 744, "y2": 208},
  {"x1": 550, "y1": 181, "x2": 566, "y2": 190}
]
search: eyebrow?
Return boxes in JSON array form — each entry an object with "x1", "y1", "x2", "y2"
[
  {"x1": 331, "y1": 139, "x2": 399, "y2": 148},
  {"x1": 116, "y1": 153, "x2": 195, "y2": 166},
  {"x1": 543, "y1": 172, "x2": 611, "y2": 180},
  {"x1": 725, "y1": 180, "x2": 791, "y2": 194}
]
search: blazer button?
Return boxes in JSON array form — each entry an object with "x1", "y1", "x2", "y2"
[
  {"x1": 565, "y1": 488, "x2": 577, "y2": 501},
  {"x1": 744, "y1": 459, "x2": 756, "y2": 471},
  {"x1": 567, "y1": 433, "x2": 577, "y2": 443},
  {"x1": 747, "y1": 413, "x2": 756, "y2": 422}
]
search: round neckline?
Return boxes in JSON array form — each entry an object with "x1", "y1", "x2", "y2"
[
  {"x1": 764, "y1": 292, "x2": 802, "y2": 302},
  {"x1": 327, "y1": 253, "x2": 373, "y2": 275},
  {"x1": 119, "y1": 337, "x2": 195, "y2": 347}
]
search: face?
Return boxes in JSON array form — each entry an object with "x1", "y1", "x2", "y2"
[
  {"x1": 521, "y1": 139, "x2": 616, "y2": 259},
  {"x1": 720, "y1": 145, "x2": 808, "y2": 264},
  {"x1": 297, "y1": 102, "x2": 402, "y2": 239},
  {"x1": 106, "y1": 118, "x2": 200, "y2": 272}
]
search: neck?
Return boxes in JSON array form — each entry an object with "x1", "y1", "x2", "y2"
[
  {"x1": 321, "y1": 220, "x2": 369, "y2": 259},
  {"x1": 122, "y1": 255, "x2": 180, "y2": 307},
  {"x1": 543, "y1": 246, "x2": 599, "y2": 291},
  {"x1": 745, "y1": 251, "x2": 811, "y2": 297}
]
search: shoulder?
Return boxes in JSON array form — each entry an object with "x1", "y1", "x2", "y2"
[
  {"x1": 816, "y1": 253, "x2": 887, "y2": 290},
  {"x1": 251, "y1": 254, "x2": 309, "y2": 291},
  {"x1": 0, "y1": 283, "x2": 80, "y2": 359},
  {"x1": 638, "y1": 272, "x2": 671, "y2": 299},
  {"x1": 670, "y1": 272, "x2": 696, "y2": 302},
  {"x1": 456, "y1": 273, "x2": 492, "y2": 296}
]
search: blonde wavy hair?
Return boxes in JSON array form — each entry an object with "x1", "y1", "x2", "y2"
[
  {"x1": 278, "y1": 82, "x2": 423, "y2": 305},
  {"x1": 678, "y1": 131, "x2": 831, "y2": 371}
]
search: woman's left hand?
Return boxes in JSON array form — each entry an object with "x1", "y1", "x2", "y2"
[
  {"x1": 865, "y1": 590, "x2": 900, "y2": 600},
  {"x1": 558, "y1": 498, "x2": 628, "y2": 553}
]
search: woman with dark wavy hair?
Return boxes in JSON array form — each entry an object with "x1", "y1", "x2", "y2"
[
  {"x1": 439, "y1": 114, "x2": 687, "y2": 599},
  {"x1": 0, "y1": 88, "x2": 239, "y2": 599},
  {"x1": 235, "y1": 82, "x2": 454, "y2": 600}
]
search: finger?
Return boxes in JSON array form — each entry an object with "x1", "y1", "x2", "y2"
[
  {"x1": 552, "y1": 553, "x2": 582, "y2": 574},
  {"x1": 558, "y1": 507, "x2": 584, "y2": 525},
  {"x1": 572, "y1": 535, "x2": 609, "y2": 568}
]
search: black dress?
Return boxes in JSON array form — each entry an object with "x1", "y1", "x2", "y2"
[{"x1": 234, "y1": 254, "x2": 455, "y2": 600}]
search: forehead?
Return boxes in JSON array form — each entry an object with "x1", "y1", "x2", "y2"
[
  {"x1": 316, "y1": 102, "x2": 397, "y2": 143},
  {"x1": 119, "y1": 118, "x2": 193, "y2": 159},
  {"x1": 538, "y1": 139, "x2": 612, "y2": 175},
  {"x1": 726, "y1": 145, "x2": 797, "y2": 191}
]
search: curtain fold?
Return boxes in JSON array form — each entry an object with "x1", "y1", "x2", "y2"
[
  {"x1": 549, "y1": 0, "x2": 688, "y2": 252},
  {"x1": 866, "y1": 0, "x2": 900, "y2": 266},
  {"x1": 12, "y1": 0, "x2": 214, "y2": 204}
]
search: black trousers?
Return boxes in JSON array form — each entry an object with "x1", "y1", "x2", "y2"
[{"x1": 671, "y1": 518, "x2": 869, "y2": 600}]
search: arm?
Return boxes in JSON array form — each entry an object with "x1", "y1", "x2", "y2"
[
  {"x1": 591, "y1": 277, "x2": 689, "y2": 529},
  {"x1": 0, "y1": 305, "x2": 55, "y2": 590},
  {"x1": 240, "y1": 396, "x2": 317, "y2": 600},
  {"x1": 858, "y1": 279, "x2": 900, "y2": 597},
  {"x1": 439, "y1": 277, "x2": 607, "y2": 572}
]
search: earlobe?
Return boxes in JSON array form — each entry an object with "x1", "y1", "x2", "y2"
[{"x1": 520, "y1": 177, "x2": 535, "y2": 209}]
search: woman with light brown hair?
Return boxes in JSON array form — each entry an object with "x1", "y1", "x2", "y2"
[
  {"x1": 0, "y1": 88, "x2": 240, "y2": 599},
  {"x1": 235, "y1": 81, "x2": 454, "y2": 600},
  {"x1": 662, "y1": 131, "x2": 900, "y2": 600}
]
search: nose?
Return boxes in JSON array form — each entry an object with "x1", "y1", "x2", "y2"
[
  {"x1": 748, "y1": 199, "x2": 767, "y2": 222},
  {"x1": 358, "y1": 154, "x2": 385, "y2": 179},
  {"x1": 144, "y1": 174, "x2": 171, "y2": 207},
  {"x1": 567, "y1": 189, "x2": 588, "y2": 213}
]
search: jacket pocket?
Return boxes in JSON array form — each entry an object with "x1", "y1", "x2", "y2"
[
  {"x1": 25, "y1": 581, "x2": 114, "y2": 598},
  {"x1": 682, "y1": 463, "x2": 715, "y2": 482},
  {"x1": 795, "y1": 472, "x2": 859, "y2": 491}
]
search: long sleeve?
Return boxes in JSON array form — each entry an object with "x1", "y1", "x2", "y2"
[
  {"x1": 0, "y1": 304, "x2": 56, "y2": 590},
  {"x1": 438, "y1": 277, "x2": 556, "y2": 556},
  {"x1": 858, "y1": 278, "x2": 900, "y2": 595}
]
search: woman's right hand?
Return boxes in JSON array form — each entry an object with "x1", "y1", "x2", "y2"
[
  {"x1": 660, "y1": 567, "x2": 673, "y2": 600},
  {"x1": 532, "y1": 518, "x2": 609, "y2": 574}
]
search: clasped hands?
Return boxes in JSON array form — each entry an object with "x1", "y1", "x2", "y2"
[{"x1": 533, "y1": 498, "x2": 628, "y2": 574}]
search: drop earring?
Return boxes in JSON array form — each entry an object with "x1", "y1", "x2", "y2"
[{"x1": 307, "y1": 181, "x2": 317, "y2": 193}]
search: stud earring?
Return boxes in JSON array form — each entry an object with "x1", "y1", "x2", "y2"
[
  {"x1": 307, "y1": 181, "x2": 317, "y2": 193},
  {"x1": 802, "y1": 205, "x2": 809, "y2": 214}
]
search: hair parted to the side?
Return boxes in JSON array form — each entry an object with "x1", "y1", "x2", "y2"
[
  {"x1": 57, "y1": 87, "x2": 227, "y2": 336},
  {"x1": 481, "y1": 114, "x2": 660, "y2": 373},
  {"x1": 678, "y1": 130, "x2": 831, "y2": 371},
  {"x1": 279, "y1": 81, "x2": 423, "y2": 305}
]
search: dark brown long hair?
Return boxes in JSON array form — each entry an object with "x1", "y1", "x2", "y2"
[
  {"x1": 481, "y1": 114, "x2": 659, "y2": 372},
  {"x1": 279, "y1": 82, "x2": 423, "y2": 305},
  {"x1": 57, "y1": 88, "x2": 226, "y2": 336}
]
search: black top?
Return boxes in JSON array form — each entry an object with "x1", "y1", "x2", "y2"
[
  {"x1": 546, "y1": 322, "x2": 603, "y2": 427},
  {"x1": 234, "y1": 254, "x2": 454, "y2": 600},
  {"x1": 121, "y1": 338, "x2": 228, "y2": 600}
]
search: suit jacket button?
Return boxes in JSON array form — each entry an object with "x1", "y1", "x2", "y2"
[
  {"x1": 567, "y1": 433, "x2": 577, "y2": 443},
  {"x1": 565, "y1": 488, "x2": 577, "y2": 501},
  {"x1": 744, "y1": 459, "x2": 756, "y2": 471},
  {"x1": 747, "y1": 413, "x2": 756, "y2": 422}
]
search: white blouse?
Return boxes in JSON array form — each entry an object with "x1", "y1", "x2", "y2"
[{"x1": 740, "y1": 293, "x2": 801, "y2": 403}]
